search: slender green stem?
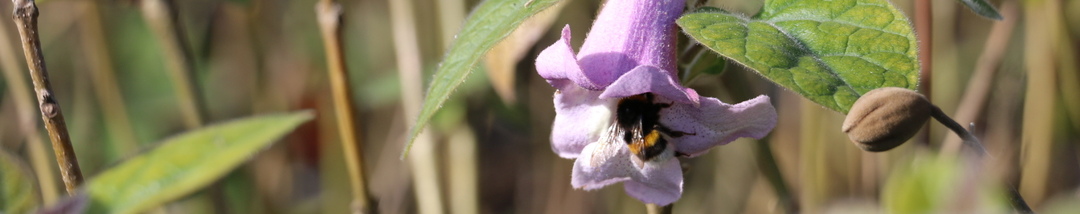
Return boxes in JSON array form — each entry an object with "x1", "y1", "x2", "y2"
[
  {"x1": 316, "y1": 0, "x2": 374, "y2": 213},
  {"x1": 10, "y1": 0, "x2": 84, "y2": 194},
  {"x1": 680, "y1": 46, "x2": 707, "y2": 84},
  {"x1": 929, "y1": 105, "x2": 1032, "y2": 213}
]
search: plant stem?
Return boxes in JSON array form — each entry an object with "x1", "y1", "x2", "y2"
[
  {"x1": 0, "y1": 6, "x2": 58, "y2": 203},
  {"x1": 941, "y1": 0, "x2": 1017, "y2": 155},
  {"x1": 315, "y1": 1, "x2": 373, "y2": 213},
  {"x1": 387, "y1": 0, "x2": 445, "y2": 213},
  {"x1": 914, "y1": 0, "x2": 933, "y2": 145},
  {"x1": 645, "y1": 203, "x2": 672, "y2": 214},
  {"x1": 81, "y1": 1, "x2": 141, "y2": 156},
  {"x1": 930, "y1": 106, "x2": 986, "y2": 156},
  {"x1": 929, "y1": 105, "x2": 1033, "y2": 213},
  {"x1": 10, "y1": 0, "x2": 84, "y2": 194},
  {"x1": 756, "y1": 137, "x2": 798, "y2": 214},
  {"x1": 140, "y1": 0, "x2": 206, "y2": 129}
]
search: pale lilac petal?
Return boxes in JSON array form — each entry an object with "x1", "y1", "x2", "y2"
[
  {"x1": 623, "y1": 158, "x2": 683, "y2": 205},
  {"x1": 578, "y1": 0, "x2": 683, "y2": 79},
  {"x1": 551, "y1": 85, "x2": 616, "y2": 158},
  {"x1": 661, "y1": 95, "x2": 777, "y2": 157},
  {"x1": 598, "y1": 65, "x2": 700, "y2": 105},
  {"x1": 572, "y1": 136, "x2": 635, "y2": 189},
  {"x1": 536, "y1": 25, "x2": 604, "y2": 90}
]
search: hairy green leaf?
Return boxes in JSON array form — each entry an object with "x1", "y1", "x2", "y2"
[
  {"x1": 85, "y1": 111, "x2": 314, "y2": 214},
  {"x1": 957, "y1": 0, "x2": 1003, "y2": 20},
  {"x1": 678, "y1": 0, "x2": 920, "y2": 113},
  {"x1": 404, "y1": 0, "x2": 562, "y2": 157},
  {"x1": 0, "y1": 150, "x2": 40, "y2": 214}
]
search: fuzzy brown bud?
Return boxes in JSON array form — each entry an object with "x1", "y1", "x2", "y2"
[{"x1": 842, "y1": 87, "x2": 932, "y2": 152}]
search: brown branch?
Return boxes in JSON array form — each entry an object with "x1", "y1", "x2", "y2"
[
  {"x1": 10, "y1": 0, "x2": 84, "y2": 194},
  {"x1": 0, "y1": 3, "x2": 58, "y2": 203},
  {"x1": 315, "y1": 0, "x2": 373, "y2": 213}
]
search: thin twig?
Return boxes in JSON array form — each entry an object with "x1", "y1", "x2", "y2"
[
  {"x1": 140, "y1": 0, "x2": 206, "y2": 128},
  {"x1": 914, "y1": 0, "x2": 932, "y2": 145},
  {"x1": 929, "y1": 105, "x2": 1033, "y2": 213},
  {"x1": 0, "y1": 5, "x2": 57, "y2": 203},
  {"x1": 10, "y1": 0, "x2": 84, "y2": 194},
  {"x1": 315, "y1": 0, "x2": 374, "y2": 213}
]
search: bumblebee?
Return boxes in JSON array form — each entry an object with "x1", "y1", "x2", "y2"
[{"x1": 614, "y1": 93, "x2": 692, "y2": 162}]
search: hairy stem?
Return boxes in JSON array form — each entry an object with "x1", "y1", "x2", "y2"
[
  {"x1": 315, "y1": 0, "x2": 373, "y2": 213},
  {"x1": 10, "y1": 0, "x2": 84, "y2": 194}
]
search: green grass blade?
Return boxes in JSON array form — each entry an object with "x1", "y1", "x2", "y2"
[
  {"x1": 678, "y1": 0, "x2": 920, "y2": 114},
  {"x1": 403, "y1": 0, "x2": 561, "y2": 158},
  {"x1": 84, "y1": 111, "x2": 314, "y2": 214}
]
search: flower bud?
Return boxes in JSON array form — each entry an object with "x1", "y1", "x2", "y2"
[{"x1": 842, "y1": 87, "x2": 932, "y2": 152}]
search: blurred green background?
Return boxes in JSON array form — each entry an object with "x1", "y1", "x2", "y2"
[{"x1": 1, "y1": 0, "x2": 1079, "y2": 213}]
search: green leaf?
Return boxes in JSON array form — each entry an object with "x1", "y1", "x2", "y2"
[
  {"x1": 678, "y1": 0, "x2": 920, "y2": 113},
  {"x1": 404, "y1": 0, "x2": 562, "y2": 157},
  {"x1": 0, "y1": 150, "x2": 40, "y2": 214},
  {"x1": 85, "y1": 111, "x2": 314, "y2": 214},
  {"x1": 957, "y1": 0, "x2": 1003, "y2": 20}
]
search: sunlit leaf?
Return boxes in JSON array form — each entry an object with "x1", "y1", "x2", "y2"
[
  {"x1": 0, "y1": 150, "x2": 40, "y2": 214},
  {"x1": 678, "y1": 0, "x2": 920, "y2": 113},
  {"x1": 957, "y1": 0, "x2": 1003, "y2": 20},
  {"x1": 85, "y1": 111, "x2": 314, "y2": 214},
  {"x1": 405, "y1": 0, "x2": 562, "y2": 157}
]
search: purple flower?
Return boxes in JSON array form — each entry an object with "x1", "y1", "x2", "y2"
[{"x1": 535, "y1": 0, "x2": 778, "y2": 205}]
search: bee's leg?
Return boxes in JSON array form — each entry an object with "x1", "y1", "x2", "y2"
[{"x1": 656, "y1": 125, "x2": 695, "y2": 137}]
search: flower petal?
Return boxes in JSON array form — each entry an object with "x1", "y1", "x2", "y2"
[
  {"x1": 572, "y1": 134, "x2": 635, "y2": 189},
  {"x1": 623, "y1": 158, "x2": 683, "y2": 205},
  {"x1": 661, "y1": 95, "x2": 777, "y2": 157},
  {"x1": 578, "y1": 0, "x2": 683, "y2": 79},
  {"x1": 598, "y1": 65, "x2": 700, "y2": 105},
  {"x1": 551, "y1": 85, "x2": 615, "y2": 158},
  {"x1": 536, "y1": 25, "x2": 604, "y2": 90}
]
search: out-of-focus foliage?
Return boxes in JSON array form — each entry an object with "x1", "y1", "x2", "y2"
[
  {"x1": 0, "y1": 150, "x2": 39, "y2": 214},
  {"x1": 85, "y1": 111, "x2": 313, "y2": 214},
  {"x1": 882, "y1": 153, "x2": 1009, "y2": 213}
]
